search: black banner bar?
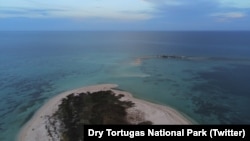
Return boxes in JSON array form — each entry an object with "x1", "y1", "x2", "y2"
[{"x1": 83, "y1": 125, "x2": 250, "y2": 140}]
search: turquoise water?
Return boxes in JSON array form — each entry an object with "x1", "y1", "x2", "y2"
[{"x1": 1, "y1": 31, "x2": 250, "y2": 141}]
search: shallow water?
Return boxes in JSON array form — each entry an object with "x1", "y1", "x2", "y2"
[{"x1": 0, "y1": 31, "x2": 250, "y2": 141}]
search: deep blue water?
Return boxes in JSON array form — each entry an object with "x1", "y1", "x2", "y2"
[{"x1": 0, "y1": 31, "x2": 250, "y2": 141}]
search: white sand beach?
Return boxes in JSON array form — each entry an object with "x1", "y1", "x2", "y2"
[{"x1": 17, "y1": 84, "x2": 192, "y2": 141}]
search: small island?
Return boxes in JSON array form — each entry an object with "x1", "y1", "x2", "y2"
[
  {"x1": 133, "y1": 55, "x2": 188, "y2": 66},
  {"x1": 18, "y1": 84, "x2": 192, "y2": 141}
]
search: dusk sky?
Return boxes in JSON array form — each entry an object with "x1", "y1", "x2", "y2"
[{"x1": 0, "y1": 0, "x2": 250, "y2": 30}]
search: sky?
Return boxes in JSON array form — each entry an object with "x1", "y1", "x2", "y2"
[{"x1": 0, "y1": 0, "x2": 250, "y2": 30}]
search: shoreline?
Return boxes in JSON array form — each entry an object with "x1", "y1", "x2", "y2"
[{"x1": 17, "y1": 84, "x2": 193, "y2": 141}]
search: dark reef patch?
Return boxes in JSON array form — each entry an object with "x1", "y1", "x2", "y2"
[
  {"x1": 188, "y1": 64, "x2": 250, "y2": 124},
  {"x1": 194, "y1": 64, "x2": 250, "y2": 96}
]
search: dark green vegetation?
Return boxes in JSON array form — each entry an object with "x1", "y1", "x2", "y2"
[{"x1": 47, "y1": 90, "x2": 151, "y2": 141}]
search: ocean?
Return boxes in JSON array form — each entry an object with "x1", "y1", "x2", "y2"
[{"x1": 0, "y1": 31, "x2": 250, "y2": 141}]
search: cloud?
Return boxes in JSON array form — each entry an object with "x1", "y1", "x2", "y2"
[
  {"x1": 211, "y1": 12, "x2": 246, "y2": 22},
  {"x1": 0, "y1": 7, "x2": 150, "y2": 21},
  {"x1": 0, "y1": 0, "x2": 154, "y2": 21},
  {"x1": 1, "y1": 0, "x2": 250, "y2": 30},
  {"x1": 218, "y1": 0, "x2": 250, "y2": 9},
  {"x1": 142, "y1": 0, "x2": 183, "y2": 6},
  {"x1": 143, "y1": 0, "x2": 250, "y2": 9},
  {"x1": 0, "y1": 7, "x2": 65, "y2": 18}
]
